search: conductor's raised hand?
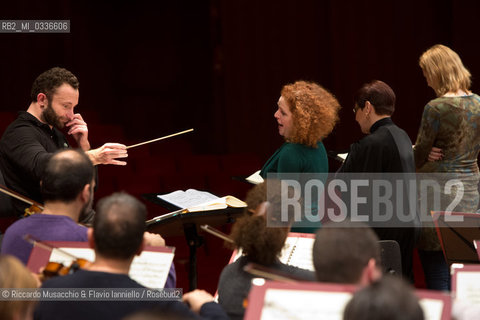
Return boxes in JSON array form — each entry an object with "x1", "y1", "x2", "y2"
[
  {"x1": 428, "y1": 146, "x2": 443, "y2": 162},
  {"x1": 66, "y1": 113, "x2": 90, "y2": 151},
  {"x1": 86, "y1": 143, "x2": 128, "y2": 165}
]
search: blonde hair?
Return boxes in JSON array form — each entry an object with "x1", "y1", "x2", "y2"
[
  {"x1": 0, "y1": 255, "x2": 38, "y2": 320},
  {"x1": 281, "y1": 81, "x2": 341, "y2": 148},
  {"x1": 419, "y1": 44, "x2": 471, "y2": 96}
]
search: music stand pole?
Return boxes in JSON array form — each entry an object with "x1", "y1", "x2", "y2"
[{"x1": 184, "y1": 223, "x2": 203, "y2": 290}]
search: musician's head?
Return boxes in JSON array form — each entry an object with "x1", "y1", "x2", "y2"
[
  {"x1": 31, "y1": 67, "x2": 79, "y2": 129},
  {"x1": 313, "y1": 221, "x2": 381, "y2": 286},
  {"x1": 354, "y1": 80, "x2": 395, "y2": 134},
  {"x1": 91, "y1": 192, "x2": 146, "y2": 261},
  {"x1": 41, "y1": 149, "x2": 95, "y2": 220},
  {"x1": 276, "y1": 81, "x2": 340, "y2": 147},
  {"x1": 230, "y1": 181, "x2": 293, "y2": 265},
  {"x1": 343, "y1": 276, "x2": 424, "y2": 320},
  {"x1": 0, "y1": 255, "x2": 38, "y2": 320},
  {"x1": 419, "y1": 44, "x2": 471, "y2": 97}
]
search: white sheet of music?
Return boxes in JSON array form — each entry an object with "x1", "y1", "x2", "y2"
[
  {"x1": 157, "y1": 189, "x2": 219, "y2": 209},
  {"x1": 130, "y1": 250, "x2": 174, "y2": 288},
  {"x1": 287, "y1": 237, "x2": 315, "y2": 271},
  {"x1": 419, "y1": 298, "x2": 444, "y2": 320},
  {"x1": 50, "y1": 247, "x2": 174, "y2": 288},
  {"x1": 260, "y1": 289, "x2": 352, "y2": 320},
  {"x1": 455, "y1": 271, "x2": 480, "y2": 303},
  {"x1": 246, "y1": 170, "x2": 264, "y2": 184},
  {"x1": 278, "y1": 236, "x2": 315, "y2": 271},
  {"x1": 337, "y1": 153, "x2": 348, "y2": 162},
  {"x1": 278, "y1": 237, "x2": 296, "y2": 265},
  {"x1": 50, "y1": 247, "x2": 95, "y2": 263}
]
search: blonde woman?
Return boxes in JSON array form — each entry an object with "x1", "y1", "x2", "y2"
[
  {"x1": 0, "y1": 255, "x2": 39, "y2": 320},
  {"x1": 414, "y1": 44, "x2": 480, "y2": 290}
]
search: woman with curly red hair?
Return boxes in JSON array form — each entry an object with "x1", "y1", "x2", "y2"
[{"x1": 259, "y1": 81, "x2": 341, "y2": 177}]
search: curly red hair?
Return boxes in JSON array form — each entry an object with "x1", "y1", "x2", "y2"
[{"x1": 282, "y1": 81, "x2": 341, "y2": 147}]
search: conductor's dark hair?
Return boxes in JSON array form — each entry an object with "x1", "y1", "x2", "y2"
[
  {"x1": 30, "y1": 67, "x2": 79, "y2": 102},
  {"x1": 41, "y1": 149, "x2": 94, "y2": 203},
  {"x1": 343, "y1": 276, "x2": 424, "y2": 320},
  {"x1": 354, "y1": 80, "x2": 395, "y2": 116},
  {"x1": 313, "y1": 221, "x2": 380, "y2": 284},
  {"x1": 94, "y1": 193, "x2": 146, "y2": 260}
]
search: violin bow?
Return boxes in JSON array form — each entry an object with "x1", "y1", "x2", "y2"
[
  {"x1": 0, "y1": 184, "x2": 44, "y2": 215},
  {"x1": 23, "y1": 234, "x2": 80, "y2": 260},
  {"x1": 200, "y1": 224, "x2": 234, "y2": 243}
]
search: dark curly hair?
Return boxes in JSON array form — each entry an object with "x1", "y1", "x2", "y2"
[
  {"x1": 229, "y1": 181, "x2": 291, "y2": 265},
  {"x1": 281, "y1": 81, "x2": 341, "y2": 148},
  {"x1": 30, "y1": 67, "x2": 79, "y2": 102}
]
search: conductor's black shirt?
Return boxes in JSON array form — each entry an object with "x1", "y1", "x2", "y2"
[{"x1": 0, "y1": 111, "x2": 69, "y2": 215}]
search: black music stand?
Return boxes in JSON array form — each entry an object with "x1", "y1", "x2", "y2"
[
  {"x1": 432, "y1": 211, "x2": 480, "y2": 265},
  {"x1": 143, "y1": 193, "x2": 244, "y2": 290}
]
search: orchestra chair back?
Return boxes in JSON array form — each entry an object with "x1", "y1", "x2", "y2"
[{"x1": 379, "y1": 240, "x2": 402, "y2": 276}]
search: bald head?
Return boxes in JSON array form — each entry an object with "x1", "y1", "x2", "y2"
[
  {"x1": 94, "y1": 193, "x2": 146, "y2": 260},
  {"x1": 41, "y1": 149, "x2": 94, "y2": 203}
]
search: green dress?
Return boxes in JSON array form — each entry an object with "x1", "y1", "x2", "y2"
[
  {"x1": 260, "y1": 142, "x2": 328, "y2": 177},
  {"x1": 260, "y1": 142, "x2": 328, "y2": 233}
]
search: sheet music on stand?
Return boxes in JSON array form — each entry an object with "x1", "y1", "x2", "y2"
[
  {"x1": 278, "y1": 233, "x2": 315, "y2": 271},
  {"x1": 157, "y1": 189, "x2": 220, "y2": 209},
  {"x1": 144, "y1": 191, "x2": 245, "y2": 290},
  {"x1": 415, "y1": 289, "x2": 452, "y2": 320},
  {"x1": 451, "y1": 264, "x2": 480, "y2": 304},
  {"x1": 147, "y1": 189, "x2": 246, "y2": 221},
  {"x1": 27, "y1": 241, "x2": 175, "y2": 288},
  {"x1": 327, "y1": 150, "x2": 348, "y2": 163},
  {"x1": 245, "y1": 281, "x2": 356, "y2": 320},
  {"x1": 229, "y1": 232, "x2": 315, "y2": 271},
  {"x1": 245, "y1": 170, "x2": 264, "y2": 185},
  {"x1": 245, "y1": 280, "x2": 451, "y2": 320}
]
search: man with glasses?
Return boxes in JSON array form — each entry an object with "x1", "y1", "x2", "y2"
[{"x1": 338, "y1": 80, "x2": 419, "y2": 282}]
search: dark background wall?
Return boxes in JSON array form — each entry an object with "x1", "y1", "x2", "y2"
[
  {"x1": 1, "y1": 0, "x2": 479, "y2": 292},
  {"x1": 1, "y1": 0, "x2": 479, "y2": 161}
]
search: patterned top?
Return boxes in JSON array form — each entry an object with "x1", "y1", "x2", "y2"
[
  {"x1": 414, "y1": 94, "x2": 480, "y2": 251},
  {"x1": 414, "y1": 94, "x2": 480, "y2": 173}
]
